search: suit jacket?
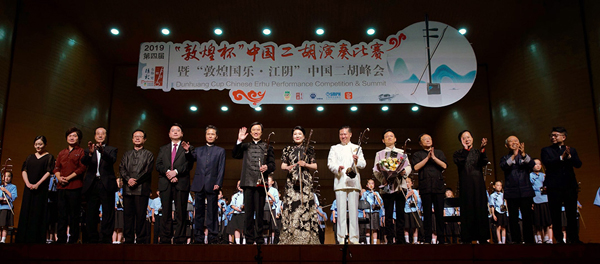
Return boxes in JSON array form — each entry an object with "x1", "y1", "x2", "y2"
[
  {"x1": 156, "y1": 142, "x2": 192, "y2": 192},
  {"x1": 81, "y1": 145, "x2": 118, "y2": 194},
  {"x1": 541, "y1": 144, "x2": 582, "y2": 189},
  {"x1": 120, "y1": 148, "x2": 154, "y2": 196},
  {"x1": 232, "y1": 141, "x2": 275, "y2": 188},
  {"x1": 499, "y1": 153, "x2": 535, "y2": 199},
  {"x1": 186, "y1": 144, "x2": 226, "y2": 193}
]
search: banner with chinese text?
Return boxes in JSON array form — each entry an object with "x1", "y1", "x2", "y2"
[{"x1": 137, "y1": 21, "x2": 477, "y2": 108}]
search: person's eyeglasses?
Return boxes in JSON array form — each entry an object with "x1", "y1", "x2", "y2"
[{"x1": 549, "y1": 133, "x2": 563, "y2": 138}]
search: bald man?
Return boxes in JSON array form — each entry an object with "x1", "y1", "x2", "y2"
[{"x1": 499, "y1": 135, "x2": 535, "y2": 244}]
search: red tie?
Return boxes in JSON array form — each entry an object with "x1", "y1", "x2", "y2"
[{"x1": 171, "y1": 143, "x2": 178, "y2": 170}]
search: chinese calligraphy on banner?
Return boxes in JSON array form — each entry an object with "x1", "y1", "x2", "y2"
[{"x1": 137, "y1": 21, "x2": 477, "y2": 108}]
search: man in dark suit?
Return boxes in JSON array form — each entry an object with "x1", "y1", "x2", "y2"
[
  {"x1": 81, "y1": 126, "x2": 118, "y2": 244},
  {"x1": 182, "y1": 125, "x2": 226, "y2": 244},
  {"x1": 156, "y1": 123, "x2": 192, "y2": 244},
  {"x1": 541, "y1": 127, "x2": 583, "y2": 244},
  {"x1": 233, "y1": 122, "x2": 275, "y2": 245}
]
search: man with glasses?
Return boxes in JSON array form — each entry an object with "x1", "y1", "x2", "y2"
[{"x1": 541, "y1": 127, "x2": 583, "y2": 244}]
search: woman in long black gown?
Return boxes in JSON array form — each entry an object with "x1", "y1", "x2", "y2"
[
  {"x1": 16, "y1": 136, "x2": 55, "y2": 243},
  {"x1": 453, "y1": 130, "x2": 490, "y2": 244},
  {"x1": 279, "y1": 126, "x2": 319, "y2": 244}
]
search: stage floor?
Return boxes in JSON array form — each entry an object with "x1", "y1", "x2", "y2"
[{"x1": 2, "y1": 243, "x2": 599, "y2": 263}]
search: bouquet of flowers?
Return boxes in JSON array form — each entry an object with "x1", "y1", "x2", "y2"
[
  {"x1": 379, "y1": 156, "x2": 405, "y2": 172},
  {"x1": 378, "y1": 151, "x2": 409, "y2": 194}
]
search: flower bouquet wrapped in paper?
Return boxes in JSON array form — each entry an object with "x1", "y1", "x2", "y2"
[{"x1": 378, "y1": 151, "x2": 409, "y2": 194}]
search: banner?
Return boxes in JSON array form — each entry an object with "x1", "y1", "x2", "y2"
[{"x1": 137, "y1": 21, "x2": 477, "y2": 108}]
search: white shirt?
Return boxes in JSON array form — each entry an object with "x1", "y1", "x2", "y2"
[
  {"x1": 96, "y1": 149, "x2": 101, "y2": 177},
  {"x1": 327, "y1": 142, "x2": 366, "y2": 191}
]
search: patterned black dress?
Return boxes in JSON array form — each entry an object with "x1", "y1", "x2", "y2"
[{"x1": 279, "y1": 145, "x2": 319, "y2": 244}]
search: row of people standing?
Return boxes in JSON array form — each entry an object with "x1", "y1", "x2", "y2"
[
  {"x1": 11, "y1": 124, "x2": 224, "y2": 244},
  {"x1": 8, "y1": 122, "x2": 322, "y2": 245},
  {"x1": 330, "y1": 126, "x2": 583, "y2": 245},
  {"x1": 5, "y1": 123, "x2": 584, "y2": 245}
]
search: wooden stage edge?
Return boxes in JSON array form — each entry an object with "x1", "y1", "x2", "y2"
[{"x1": 2, "y1": 243, "x2": 600, "y2": 263}]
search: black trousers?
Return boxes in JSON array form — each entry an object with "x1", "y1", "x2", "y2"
[
  {"x1": 159, "y1": 184, "x2": 188, "y2": 244},
  {"x1": 548, "y1": 187, "x2": 580, "y2": 243},
  {"x1": 85, "y1": 179, "x2": 115, "y2": 244},
  {"x1": 57, "y1": 188, "x2": 81, "y2": 244},
  {"x1": 242, "y1": 186, "x2": 266, "y2": 244},
  {"x1": 194, "y1": 189, "x2": 218, "y2": 243},
  {"x1": 145, "y1": 218, "x2": 152, "y2": 244},
  {"x1": 318, "y1": 226, "x2": 325, "y2": 244},
  {"x1": 506, "y1": 197, "x2": 534, "y2": 243},
  {"x1": 153, "y1": 214, "x2": 161, "y2": 244},
  {"x1": 123, "y1": 195, "x2": 150, "y2": 244},
  {"x1": 421, "y1": 192, "x2": 445, "y2": 242},
  {"x1": 333, "y1": 219, "x2": 338, "y2": 244},
  {"x1": 382, "y1": 191, "x2": 406, "y2": 244}
]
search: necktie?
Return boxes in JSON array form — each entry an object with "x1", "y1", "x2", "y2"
[{"x1": 171, "y1": 143, "x2": 178, "y2": 170}]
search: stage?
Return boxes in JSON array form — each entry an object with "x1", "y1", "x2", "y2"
[{"x1": 2, "y1": 243, "x2": 599, "y2": 263}]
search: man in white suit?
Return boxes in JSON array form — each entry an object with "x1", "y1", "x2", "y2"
[{"x1": 327, "y1": 126, "x2": 366, "y2": 244}]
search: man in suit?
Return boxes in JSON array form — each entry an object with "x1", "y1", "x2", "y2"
[
  {"x1": 541, "y1": 127, "x2": 583, "y2": 244},
  {"x1": 81, "y1": 126, "x2": 118, "y2": 244},
  {"x1": 233, "y1": 122, "x2": 275, "y2": 245},
  {"x1": 156, "y1": 123, "x2": 192, "y2": 244},
  {"x1": 182, "y1": 125, "x2": 226, "y2": 244}
]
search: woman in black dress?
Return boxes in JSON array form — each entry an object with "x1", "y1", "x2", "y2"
[
  {"x1": 453, "y1": 130, "x2": 490, "y2": 244},
  {"x1": 17, "y1": 135, "x2": 55, "y2": 243},
  {"x1": 279, "y1": 126, "x2": 319, "y2": 244}
]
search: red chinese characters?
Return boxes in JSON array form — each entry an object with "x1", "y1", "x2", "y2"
[
  {"x1": 352, "y1": 45, "x2": 369, "y2": 58},
  {"x1": 298, "y1": 43, "x2": 316, "y2": 60},
  {"x1": 262, "y1": 45, "x2": 275, "y2": 61},
  {"x1": 319, "y1": 44, "x2": 335, "y2": 59},
  {"x1": 201, "y1": 44, "x2": 216, "y2": 61},
  {"x1": 338, "y1": 43, "x2": 350, "y2": 60},
  {"x1": 218, "y1": 45, "x2": 237, "y2": 60},
  {"x1": 247, "y1": 44, "x2": 261, "y2": 62},
  {"x1": 370, "y1": 43, "x2": 384, "y2": 60},
  {"x1": 181, "y1": 44, "x2": 199, "y2": 61}
]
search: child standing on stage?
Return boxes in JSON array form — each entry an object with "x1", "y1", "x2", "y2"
[
  {"x1": 360, "y1": 179, "x2": 383, "y2": 244},
  {"x1": 228, "y1": 181, "x2": 245, "y2": 244},
  {"x1": 443, "y1": 188, "x2": 461, "y2": 244},
  {"x1": 113, "y1": 178, "x2": 124, "y2": 244},
  {"x1": 0, "y1": 171, "x2": 17, "y2": 243},
  {"x1": 404, "y1": 177, "x2": 422, "y2": 244},
  {"x1": 47, "y1": 174, "x2": 59, "y2": 243},
  {"x1": 490, "y1": 181, "x2": 508, "y2": 244},
  {"x1": 530, "y1": 159, "x2": 552, "y2": 243}
]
